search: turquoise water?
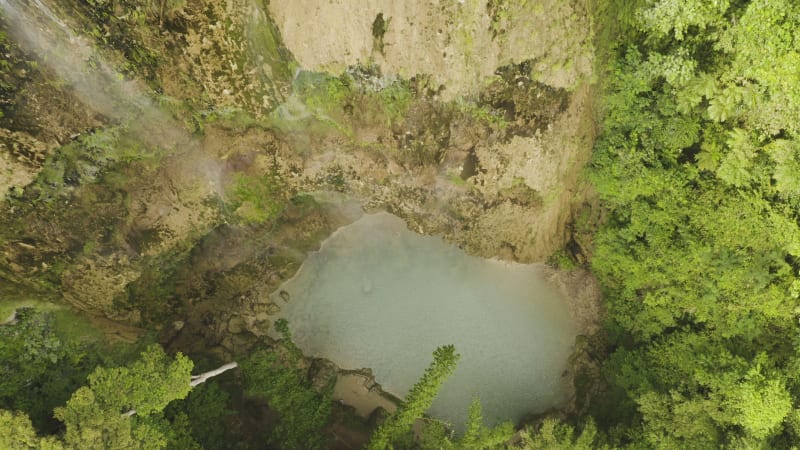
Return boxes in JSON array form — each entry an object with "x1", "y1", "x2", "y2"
[{"x1": 275, "y1": 212, "x2": 576, "y2": 428}]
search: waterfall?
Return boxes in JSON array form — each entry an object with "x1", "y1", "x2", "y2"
[{"x1": 0, "y1": 0, "x2": 185, "y2": 149}]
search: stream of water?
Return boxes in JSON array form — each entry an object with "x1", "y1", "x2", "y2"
[
  {"x1": 0, "y1": 0, "x2": 190, "y2": 150},
  {"x1": 274, "y1": 212, "x2": 577, "y2": 428}
]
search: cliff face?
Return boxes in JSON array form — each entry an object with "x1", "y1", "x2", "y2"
[
  {"x1": 0, "y1": 0, "x2": 600, "y2": 351},
  {"x1": 266, "y1": 0, "x2": 597, "y2": 263},
  {"x1": 270, "y1": 0, "x2": 593, "y2": 95}
]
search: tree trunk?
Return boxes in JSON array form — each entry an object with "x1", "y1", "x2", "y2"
[
  {"x1": 122, "y1": 361, "x2": 238, "y2": 417},
  {"x1": 190, "y1": 362, "x2": 238, "y2": 387}
]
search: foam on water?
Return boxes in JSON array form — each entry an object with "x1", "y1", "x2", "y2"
[{"x1": 275, "y1": 212, "x2": 576, "y2": 428}]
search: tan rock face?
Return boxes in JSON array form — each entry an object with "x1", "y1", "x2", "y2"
[
  {"x1": 268, "y1": 0, "x2": 593, "y2": 97},
  {"x1": 0, "y1": 130, "x2": 43, "y2": 200},
  {"x1": 125, "y1": 149, "x2": 222, "y2": 257},
  {"x1": 263, "y1": 0, "x2": 597, "y2": 263},
  {"x1": 170, "y1": 0, "x2": 292, "y2": 117},
  {"x1": 0, "y1": 0, "x2": 601, "y2": 344},
  {"x1": 0, "y1": 69, "x2": 103, "y2": 202},
  {"x1": 61, "y1": 255, "x2": 141, "y2": 322},
  {"x1": 461, "y1": 84, "x2": 597, "y2": 261},
  {"x1": 281, "y1": 81, "x2": 596, "y2": 262},
  {"x1": 227, "y1": 316, "x2": 246, "y2": 334}
]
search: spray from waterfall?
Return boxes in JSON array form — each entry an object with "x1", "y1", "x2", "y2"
[{"x1": 0, "y1": 0, "x2": 186, "y2": 150}]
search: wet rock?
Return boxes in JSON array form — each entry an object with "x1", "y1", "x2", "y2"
[
  {"x1": 279, "y1": 290, "x2": 290, "y2": 302},
  {"x1": 159, "y1": 319, "x2": 186, "y2": 345},
  {"x1": 268, "y1": 273, "x2": 282, "y2": 285},
  {"x1": 308, "y1": 359, "x2": 338, "y2": 392},
  {"x1": 16, "y1": 241, "x2": 35, "y2": 250},
  {"x1": 246, "y1": 322, "x2": 269, "y2": 337},
  {"x1": 221, "y1": 337, "x2": 235, "y2": 351},
  {"x1": 367, "y1": 406, "x2": 391, "y2": 428},
  {"x1": 227, "y1": 316, "x2": 245, "y2": 334},
  {"x1": 61, "y1": 255, "x2": 141, "y2": 321},
  {"x1": 265, "y1": 302, "x2": 281, "y2": 315}
]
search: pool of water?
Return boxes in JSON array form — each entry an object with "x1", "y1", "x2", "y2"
[{"x1": 274, "y1": 212, "x2": 576, "y2": 428}]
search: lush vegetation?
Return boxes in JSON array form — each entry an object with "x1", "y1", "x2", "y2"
[
  {"x1": 229, "y1": 172, "x2": 287, "y2": 225},
  {"x1": 0, "y1": 319, "x2": 196, "y2": 449},
  {"x1": 5, "y1": 0, "x2": 800, "y2": 448},
  {"x1": 0, "y1": 309, "x2": 239, "y2": 450},
  {"x1": 240, "y1": 319, "x2": 333, "y2": 450},
  {"x1": 368, "y1": 345, "x2": 460, "y2": 450},
  {"x1": 0, "y1": 308, "x2": 108, "y2": 434},
  {"x1": 586, "y1": 0, "x2": 800, "y2": 448},
  {"x1": 0, "y1": 312, "x2": 519, "y2": 449}
]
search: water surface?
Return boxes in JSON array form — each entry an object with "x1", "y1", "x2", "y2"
[{"x1": 275, "y1": 212, "x2": 576, "y2": 428}]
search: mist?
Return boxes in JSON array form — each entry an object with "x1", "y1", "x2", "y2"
[{"x1": 0, "y1": 0, "x2": 186, "y2": 149}]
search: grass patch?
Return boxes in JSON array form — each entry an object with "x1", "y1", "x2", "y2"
[
  {"x1": 276, "y1": 67, "x2": 414, "y2": 137},
  {"x1": 447, "y1": 172, "x2": 468, "y2": 186},
  {"x1": 456, "y1": 99, "x2": 509, "y2": 129},
  {"x1": 230, "y1": 172, "x2": 287, "y2": 225},
  {"x1": 546, "y1": 249, "x2": 578, "y2": 270},
  {"x1": 0, "y1": 299, "x2": 60, "y2": 324},
  {"x1": 50, "y1": 308, "x2": 106, "y2": 344}
]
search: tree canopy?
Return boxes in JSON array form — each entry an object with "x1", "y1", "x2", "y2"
[
  {"x1": 589, "y1": 0, "x2": 800, "y2": 447},
  {"x1": 5, "y1": 0, "x2": 800, "y2": 448},
  {"x1": 367, "y1": 345, "x2": 461, "y2": 450},
  {"x1": 240, "y1": 319, "x2": 333, "y2": 450}
]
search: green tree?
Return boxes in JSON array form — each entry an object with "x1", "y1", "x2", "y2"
[
  {"x1": 163, "y1": 381, "x2": 232, "y2": 450},
  {"x1": 53, "y1": 344, "x2": 193, "y2": 449},
  {"x1": 416, "y1": 398, "x2": 514, "y2": 450},
  {"x1": 0, "y1": 309, "x2": 65, "y2": 419},
  {"x1": 0, "y1": 308, "x2": 108, "y2": 434},
  {"x1": 589, "y1": 0, "x2": 800, "y2": 447},
  {"x1": 520, "y1": 418, "x2": 601, "y2": 450},
  {"x1": 0, "y1": 344, "x2": 213, "y2": 450},
  {"x1": 0, "y1": 409, "x2": 64, "y2": 450},
  {"x1": 367, "y1": 345, "x2": 460, "y2": 450},
  {"x1": 636, "y1": 0, "x2": 730, "y2": 40},
  {"x1": 458, "y1": 398, "x2": 514, "y2": 449},
  {"x1": 240, "y1": 319, "x2": 332, "y2": 450}
]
